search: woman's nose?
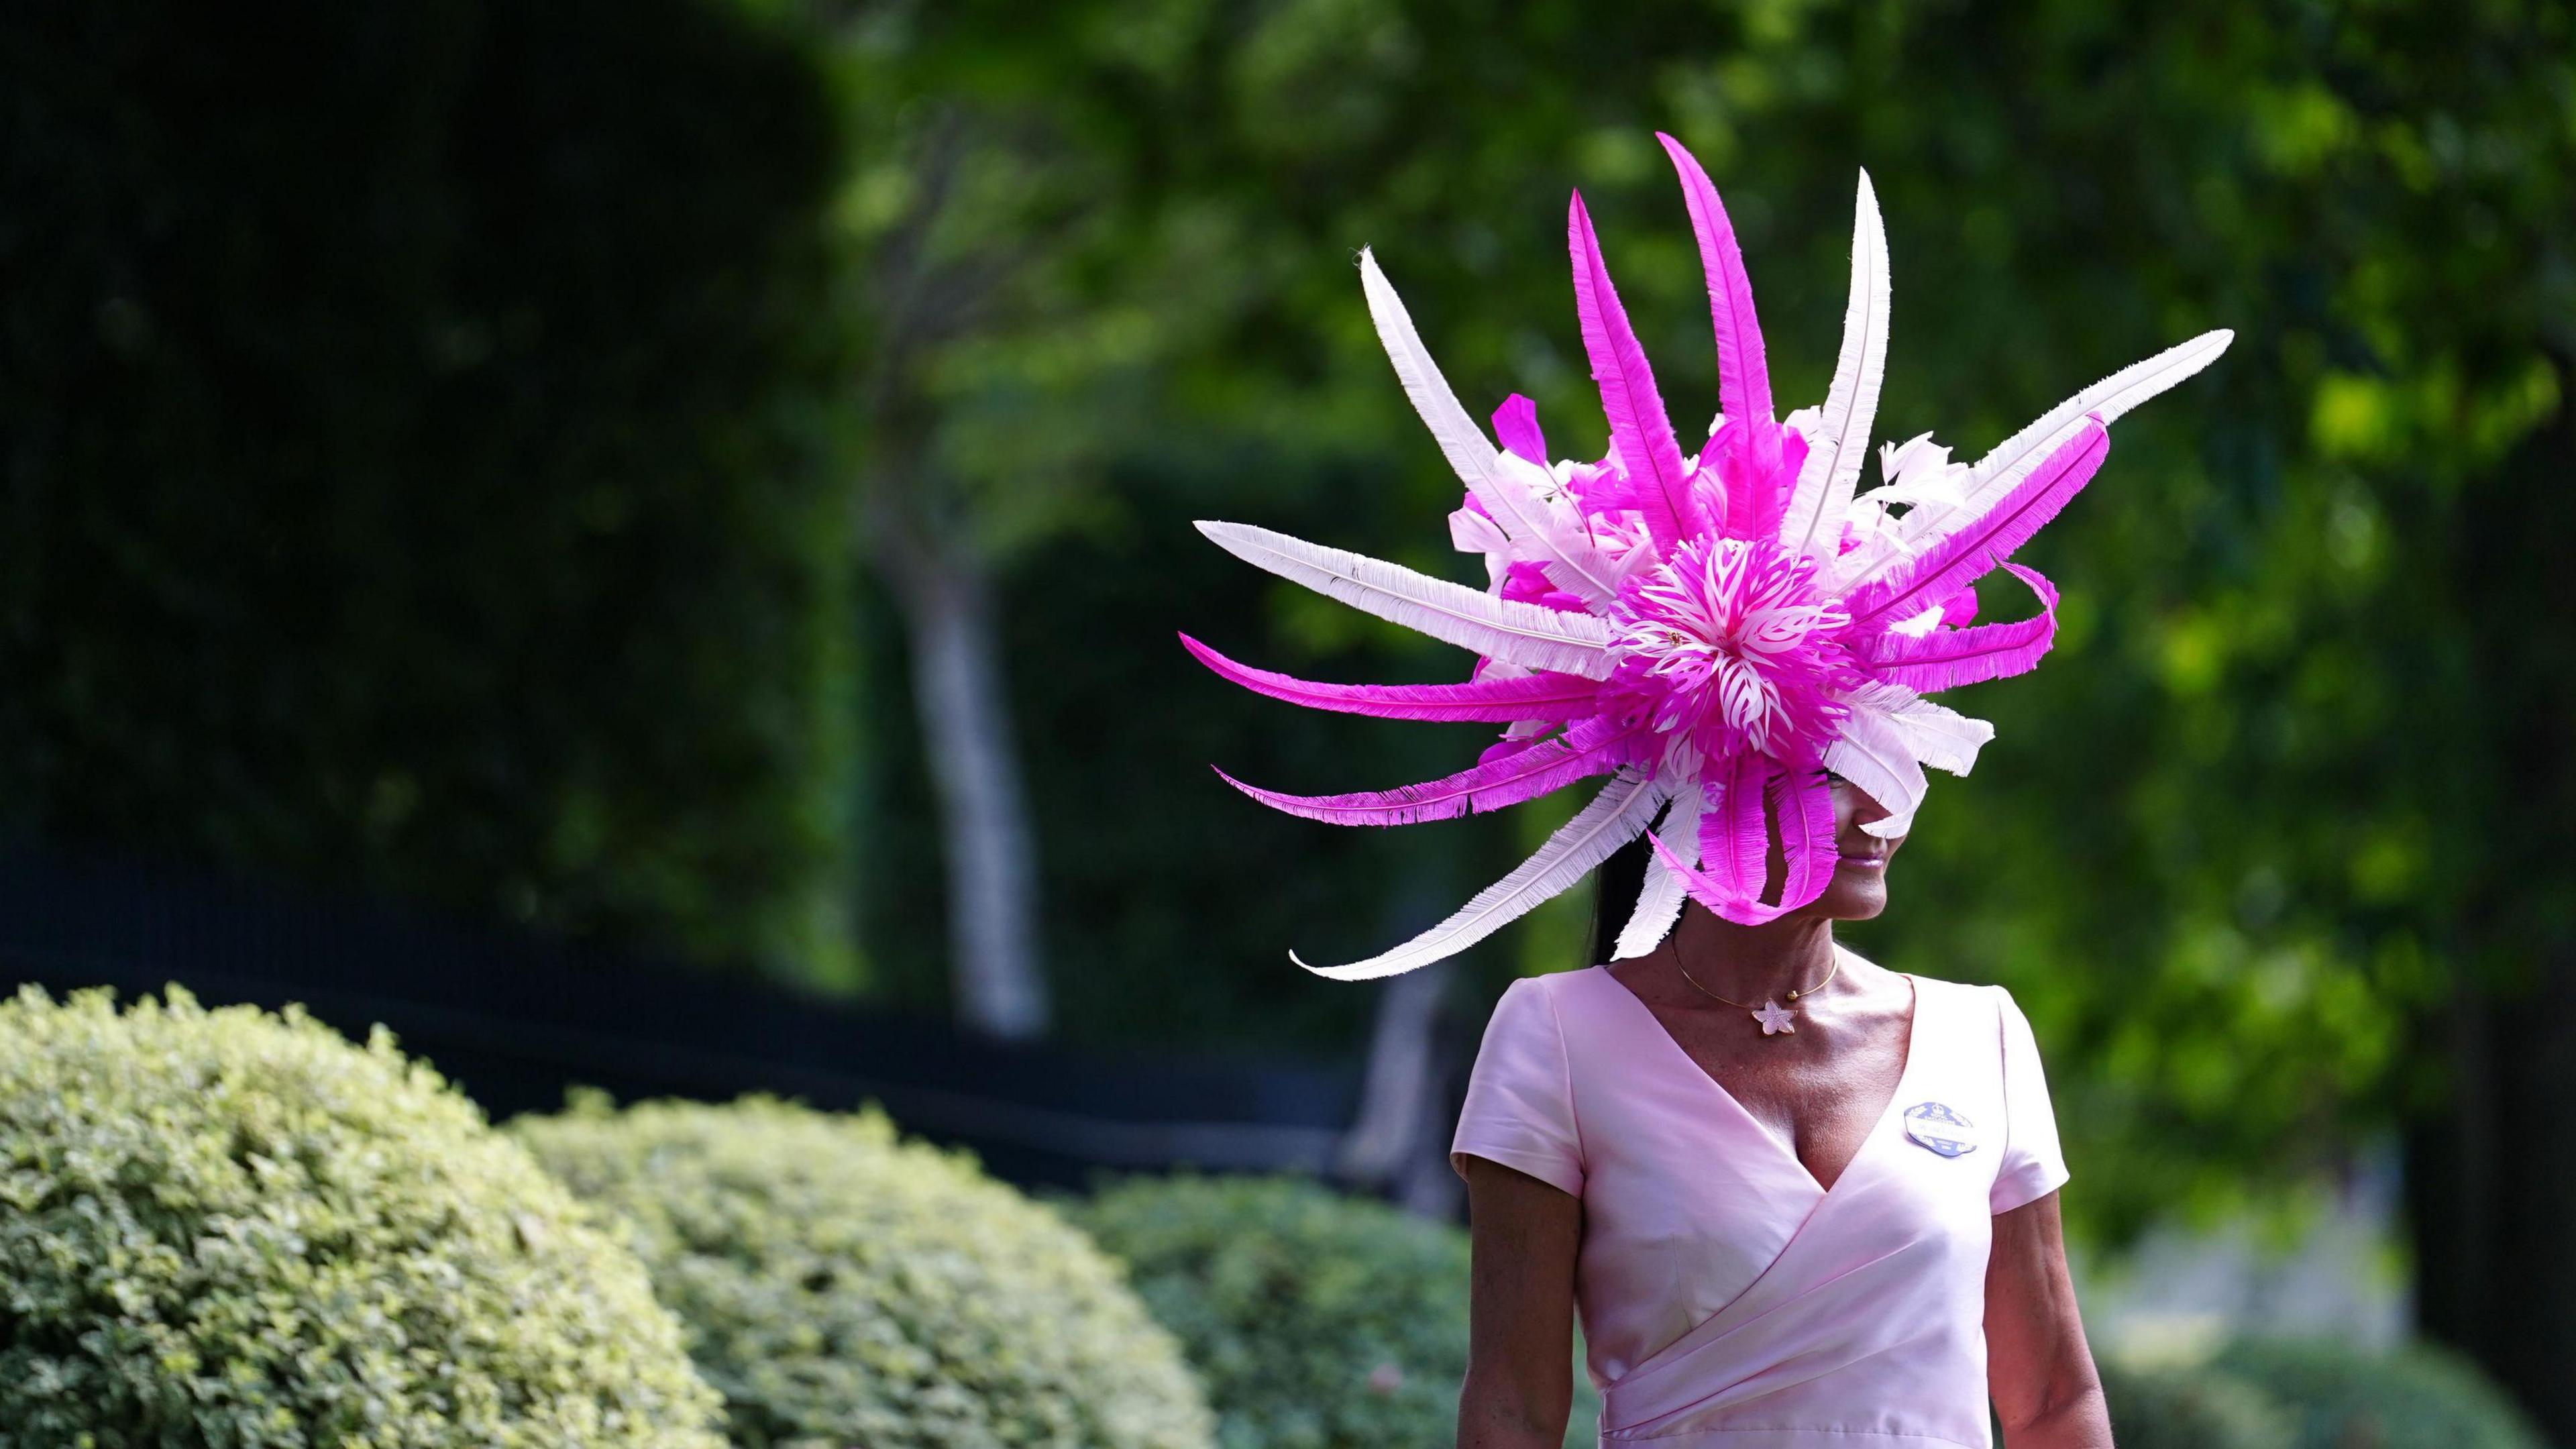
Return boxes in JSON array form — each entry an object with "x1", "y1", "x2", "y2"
[{"x1": 1847, "y1": 782, "x2": 1894, "y2": 825}]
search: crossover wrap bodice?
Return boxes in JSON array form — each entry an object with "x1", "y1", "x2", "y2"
[{"x1": 1451, "y1": 959, "x2": 2068, "y2": 1448}]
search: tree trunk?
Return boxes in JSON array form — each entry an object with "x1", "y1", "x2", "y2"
[
  {"x1": 882, "y1": 538, "x2": 1051, "y2": 1040},
  {"x1": 2406, "y1": 956, "x2": 2576, "y2": 1436},
  {"x1": 2407, "y1": 364, "x2": 2575, "y2": 1438}
]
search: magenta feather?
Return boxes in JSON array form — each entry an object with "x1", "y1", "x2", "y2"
[
  {"x1": 1701, "y1": 753, "x2": 1772, "y2": 908},
  {"x1": 1657, "y1": 133, "x2": 1780, "y2": 476},
  {"x1": 1493, "y1": 394, "x2": 1550, "y2": 466},
  {"x1": 1216, "y1": 717, "x2": 1629, "y2": 826},
  {"x1": 1844, "y1": 418, "x2": 2108, "y2": 631},
  {"x1": 1648, "y1": 757, "x2": 1839, "y2": 925},
  {"x1": 1861, "y1": 565, "x2": 2059, "y2": 692},
  {"x1": 1770, "y1": 764, "x2": 1839, "y2": 915},
  {"x1": 1705, "y1": 419, "x2": 1804, "y2": 545},
  {"x1": 1937, "y1": 584, "x2": 1980, "y2": 628},
  {"x1": 1569, "y1": 192, "x2": 1698, "y2": 549},
  {"x1": 1180, "y1": 634, "x2": 1603, "y2": 722}
]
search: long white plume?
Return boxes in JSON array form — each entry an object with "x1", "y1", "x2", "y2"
[
  {"x1": 1195, "y1": 521, "x2": 1618, "y2": 678},
  {"x1": 1917, "y1": 329, "x2": 2234, "y2": 550},
  {"x1": 1296, "y1": 771, "x2": 1668, "y2": 980},
  {"x1": 1359, "y1": 250, "x2": 1623, "y2": 607},
  {"x1": 1613, "y1": 782, "x2": 1705, "y2": 959},
  {"x1": 1825, "y1": 702, "x2": 1930, "y2": 841},
  {"x1": 1876, "y1": 690, "x2": 1995, "y2": 775},
  {"x1": 1781, "y1": 170, "x2": 1891, "y2": 563}
]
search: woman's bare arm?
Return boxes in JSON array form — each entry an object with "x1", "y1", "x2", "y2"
[
  {"x1": 1459, "y1": 1155, "x2": 1583, "y2": 1449},
  {"x1": 1986, "y1": 1191, "x2": 2110, "y2": 1448}
]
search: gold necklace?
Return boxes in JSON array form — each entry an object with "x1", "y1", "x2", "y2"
[{"x1": 1668, "y1": 945, "x2": 1841, "y2": 1037}]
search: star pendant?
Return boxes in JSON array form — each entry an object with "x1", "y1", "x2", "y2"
[{"x1": 1752, "y1": 1000, "x2": 1796, "y2": 1036}]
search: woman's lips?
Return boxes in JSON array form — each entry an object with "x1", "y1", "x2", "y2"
[{"x1": 1836, "y1": 853, "x2": 1888, "y2": 869}]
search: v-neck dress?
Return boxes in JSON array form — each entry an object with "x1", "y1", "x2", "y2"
[{"x1": 1450, "y1": 957, "x2": 2068, "y2": 1449}]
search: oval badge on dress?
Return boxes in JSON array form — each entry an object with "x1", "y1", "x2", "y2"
[{"x1": 1903, "y1": 1102, "x2": 1978, "y2": 1159}]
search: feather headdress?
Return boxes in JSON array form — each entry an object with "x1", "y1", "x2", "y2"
[{"x1": 1186, "y1": 134, "x2": 2230, "y2": 979}]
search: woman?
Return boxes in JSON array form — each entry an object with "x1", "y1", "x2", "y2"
[
  {"x1": 1183, "y1": 130, "x2": 2222, "y2": 1448},
  {"x1": 1451, "y1": 802, "x2": 2106, "y2": 1448}
]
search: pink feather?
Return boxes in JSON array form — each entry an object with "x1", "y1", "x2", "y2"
[
  {"x1": 1493, "y1": 394, "x2": 1550, "y2": 466},
  {"x1": 1657, "y1": 133, "x2": 1780, "y2": 477},
  {"x1": 1700, "y1": 753, "x2": 1772, "y2": 908},
  {"x1": 1844, "y1": 418, "x2": 2108, "y2": 631},
  {"x1": 1180, "y1": 634, "x2": 1602, "y2": 722},
  {"x1": 1705, "y1": 420, "x2": 1805, "y2": 544},
  {"x1": 1569, "y1": 192, "x2": 1697, "y2": 549},
  {"x1": 1936, "y1": 584, "x2": 1980, "y2": 628},
  {"x1": 1647, "y1": 757, "x2": 1839, "y2": 924},
  {"x1": 1216, "y1": 717, "x2": 1629, "y2": 826},
  {"x1": 1770, "y1": 764, "x2": 1838, "y2": 914},
  {"x1": 1861, "y1": 565, "x2": 2059, "y2": 692}
]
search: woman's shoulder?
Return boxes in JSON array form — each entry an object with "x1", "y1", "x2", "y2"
[
  {"x1": 1501, "y1": 963, "x2": 1613, "y2": 1004},
  {"x1": 1839, "y1": 955, "x2": 2033, "y2": 1038},
  {"x1": 1837, "y1": 950, "x2": 2015, "y2": 1006},
  {"x1": 1481, "y1": 965, "x2": 1622, "y2": 1044}
]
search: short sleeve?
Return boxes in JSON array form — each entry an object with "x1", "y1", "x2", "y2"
[
  {"x1": 1450, "y1": 976, "x2": 1585, "y2": 1197},
  {"x1": 1989, "y1": 986, "x2": 2071, "y2": 1214}
]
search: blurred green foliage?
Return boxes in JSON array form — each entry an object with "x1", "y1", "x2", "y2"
[
  {"x1": 820, "y1": 0, "x2": 2575, "y2": 1246},
  {"x1": 1073, "y1": 1174, "x2": 1603, "y2": 1449},
  {"x1": 2096, "y1": 1358, "x2": 2292, "y2": 1449},
  {"x1": 2209, "y1": 1340, "x2": 2547, "y2": 1449},
  {"x1": 0, "y1": 0, "x2": 861, "y2": 983},
  {"x1": 0, "y1": 987, "x2": 723, "y2": 1447},
  {"x1": 515, "y1": 1095, "x2": 1214, "y2": 1449},
  {"x1": 2099, "y1": 1344, "x2": 2546, "y2": 1449}
]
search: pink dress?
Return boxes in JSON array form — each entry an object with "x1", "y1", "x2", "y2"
[{"x1": 1450, "y1": 956, "x2": 2069, "y2": 1449}]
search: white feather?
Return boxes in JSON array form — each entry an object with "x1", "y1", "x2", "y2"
[
  {"x1": 1782, "y1": 170, "x2": 1891, "y2": 563},
  {"x1": 1359, "y1": 251, "x2": 1623, "y2": 606},
  {"x1": 1613, "y1": 782, "x2": 1705, "y2": 959},
  {"x1": 1919, "y1": 329, "x2": 2234, "y2": 552},
  {"x1": 1196, "y1": 521, "x2": 1617, "y2": 679},
  {"x1": 1448, "y1": 504, "x2": 1513, "y2": 577},
  {"x1": 1295, "y1": 771, "x2": 1668, "y2": 980},
  {"x1": 1825, "y1": 702, "x2": 1929, "y2": 841},
  {"x1": 1876, "y1": 690, "x2": 1995, "y2": 775},
  {"x1": 1491, "y1": 451, "x2": 1635, "y2": 605}
]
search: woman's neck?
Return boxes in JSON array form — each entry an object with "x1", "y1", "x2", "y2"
[{"x1": 1654, "y1": 904, "x2": 1838, "y2": 1004}]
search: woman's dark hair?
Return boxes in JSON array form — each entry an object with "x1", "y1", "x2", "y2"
[{"x1": 1585, "y1": 835, "x2": 1656, "y2": 967}]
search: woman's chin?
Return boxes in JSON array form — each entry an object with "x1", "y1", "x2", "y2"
[{"x1": 1817, "y1": 863, "x2": 1890, "y2": 920}]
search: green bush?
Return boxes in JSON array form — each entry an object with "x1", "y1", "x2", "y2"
[
  {"x1": 1071, "y1": 1174, "x2": 1603, "y2": 1449},
  {"x1": 513, "y1": 1095, "x2": 1213, "y2": 1449},
  {"x1": 2096, "y1": 1358, "x2": 2292, "y2": 1449},
  {"x1": 2214, "y1": 1339, "x2": 2545, "y2": 1449},
  {"x1": 0, "y1": 987, "x2": 722, "y2": 1448}
]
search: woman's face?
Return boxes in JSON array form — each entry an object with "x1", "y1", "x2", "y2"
[{"x1": 1777, "y1": 772, "x2": 1904, "y2": 920}]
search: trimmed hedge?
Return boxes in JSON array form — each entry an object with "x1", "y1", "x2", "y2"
[
  {"x1": 1073, "y1": 1174, "x2": 1603, "y2": 1449},
  {"x1": 0, "y1": 987, "x2": 723, "y2": 1448},
  {"x1": 515, "y1": 1095, "x2": 1214, "y2": 1449},
  {"x1": 2097, "y1": 1358, "x2": 2291, "y2": 1449},
  {"x1": 2096, "y1": 1341, "x2": 2545, "y2": 1449},
  {"x1": 2216, "y1": 1339, "x2": 2545, "y2": 1449}
]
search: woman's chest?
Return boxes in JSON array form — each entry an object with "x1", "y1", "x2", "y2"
[
  {"x1": 1654, "y1": 1009, "x2": 1914, "y2": 1193},
  {"x1": 1560, "y1": 973, "x2": 2010, "y2": 1293}
]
